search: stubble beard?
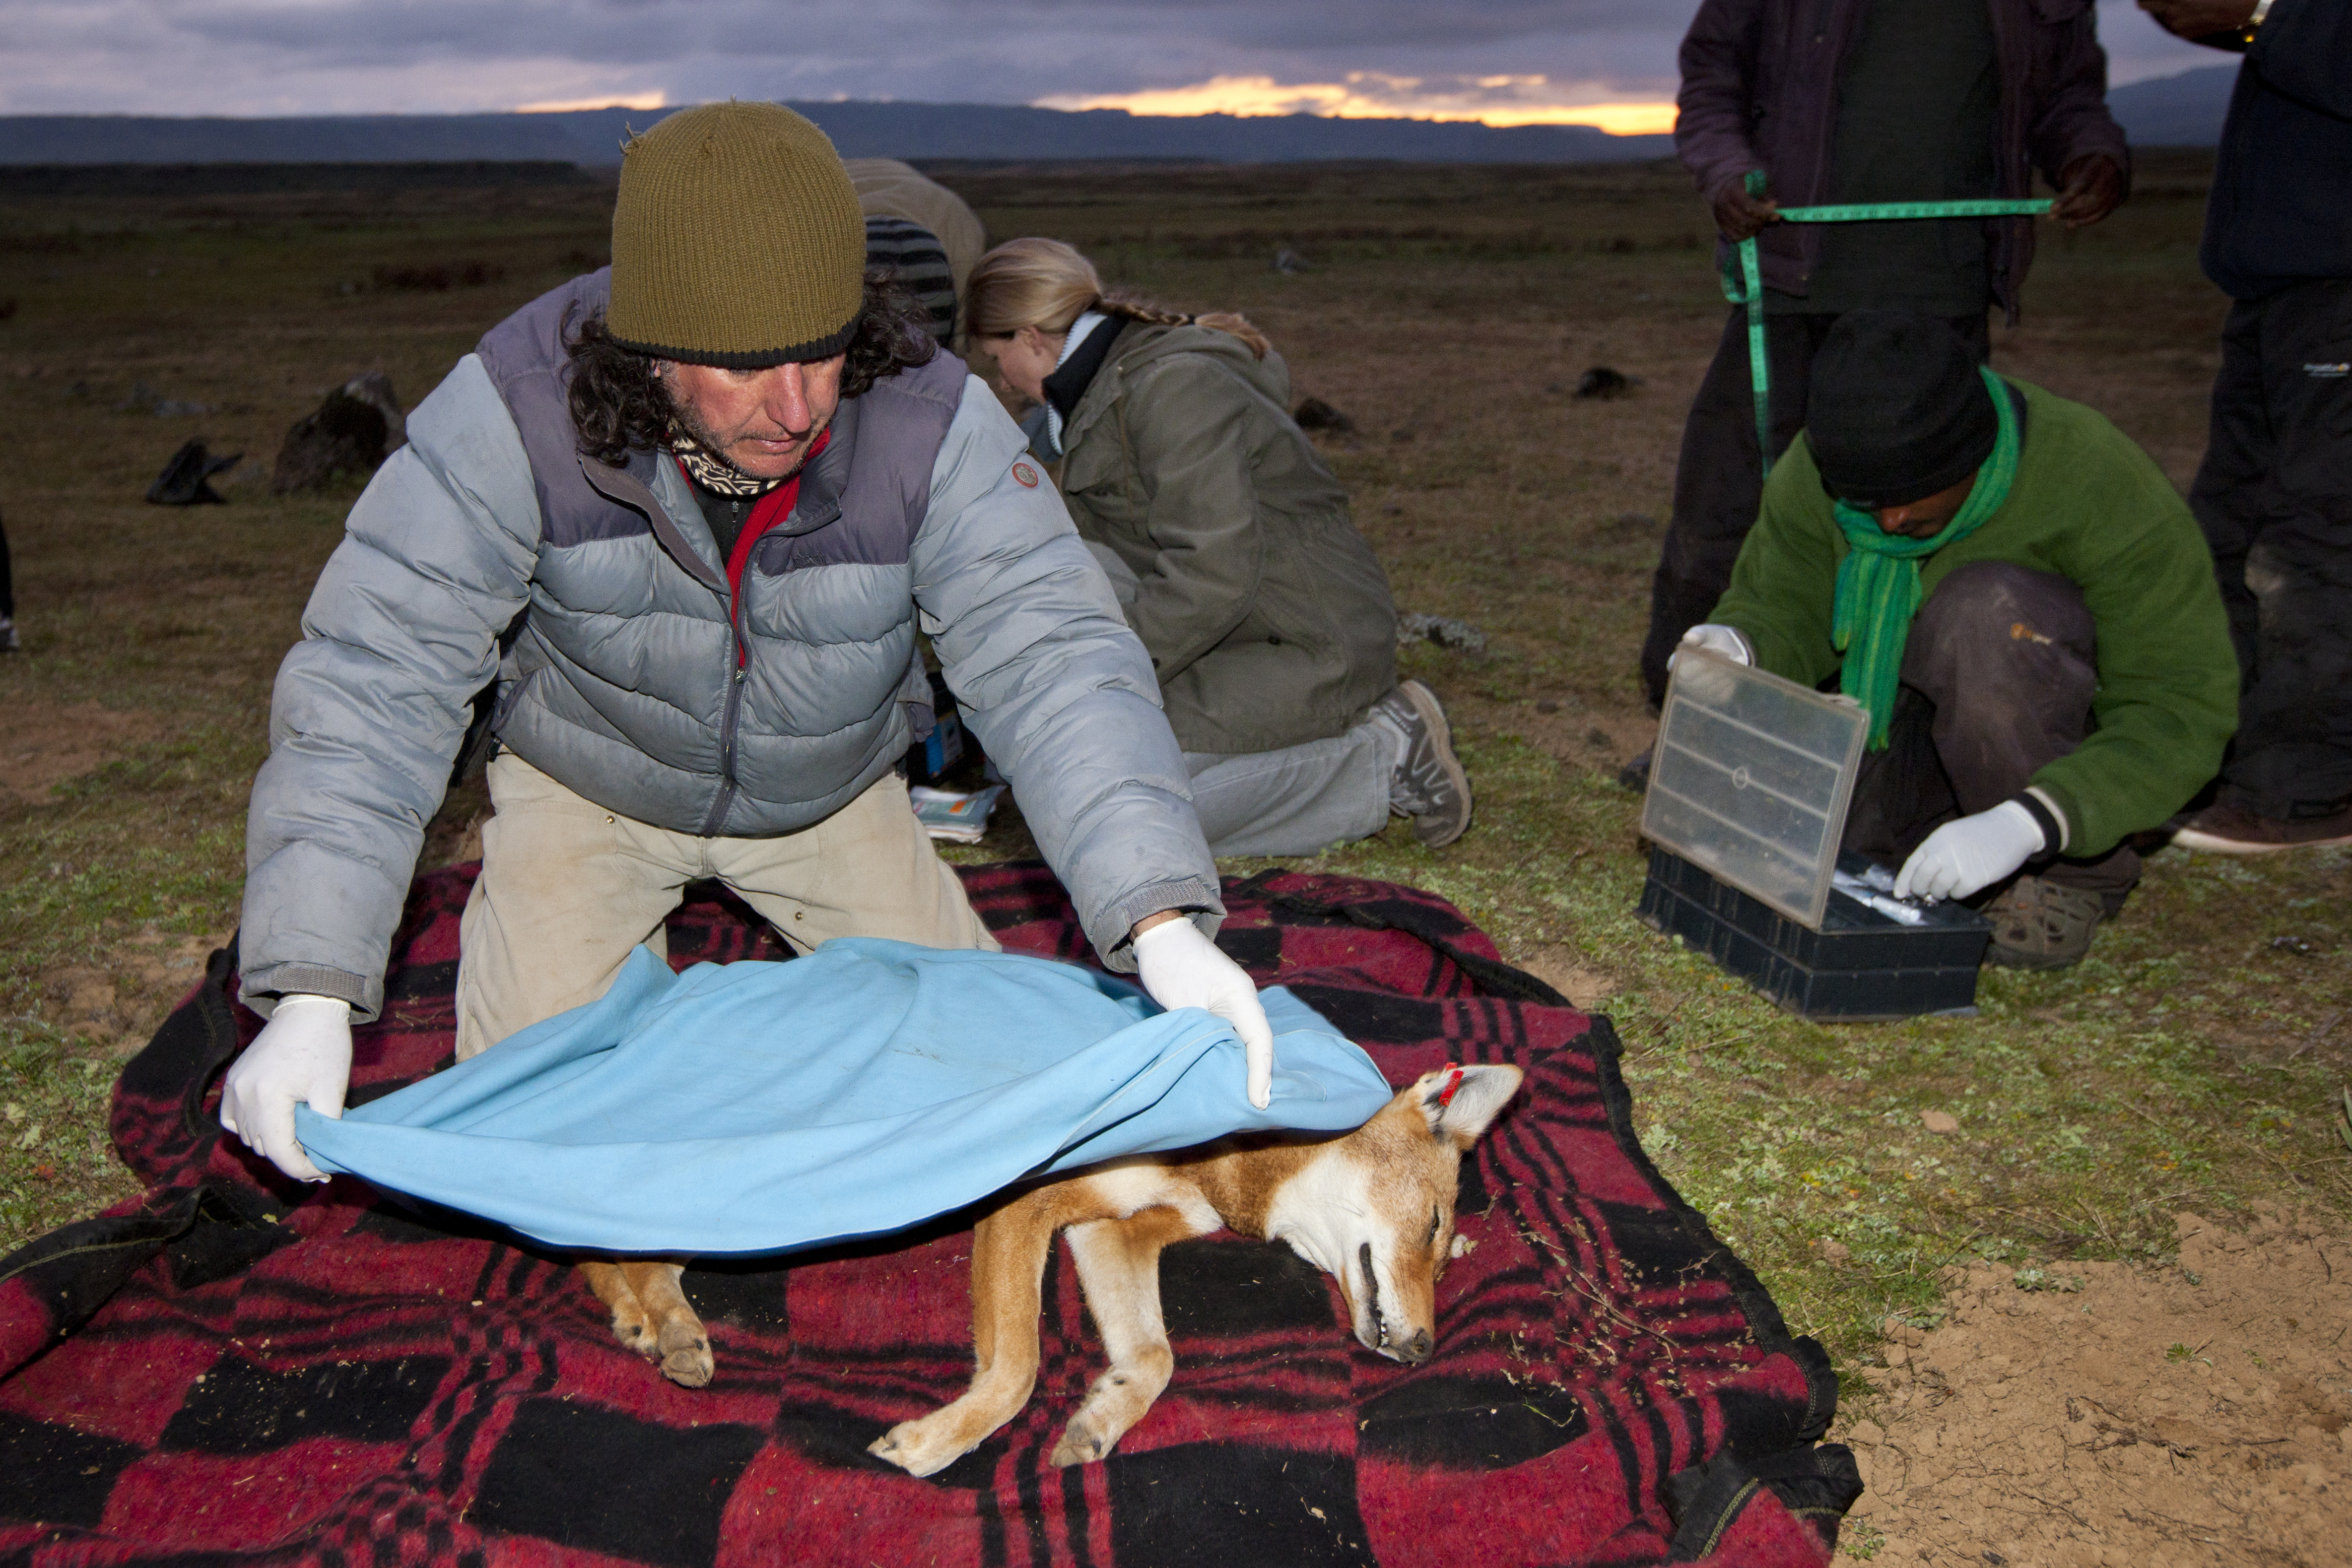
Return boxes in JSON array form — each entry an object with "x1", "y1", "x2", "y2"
[{"x1": 664, "y1": 389, "x2": 827, "y2": 483}]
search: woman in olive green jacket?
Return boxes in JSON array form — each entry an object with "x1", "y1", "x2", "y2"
[{"x1": 966, "y1": 238, "x2": 1469, "y2": 853}]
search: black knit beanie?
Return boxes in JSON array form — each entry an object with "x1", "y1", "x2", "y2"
[{"x1": 1806, "y1": 311, "x2": 1998, "y2": 510}]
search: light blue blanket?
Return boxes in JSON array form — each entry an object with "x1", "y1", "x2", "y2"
[{"x1": 296, "y1": 940, "x2": 1393, "y2": 1255}]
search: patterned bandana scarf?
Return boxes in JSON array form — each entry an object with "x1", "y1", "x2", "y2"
[
  {"x1": 670, "y1": 430, "x2": 786, "y2": 498},
  {"x1": 1831, "y1": 367, "x2": 2020, "y2": 750}
]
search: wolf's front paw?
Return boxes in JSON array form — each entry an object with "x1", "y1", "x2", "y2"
[{"x1": 869, "y1": 1417, "x2": 969, "y2": 1478}]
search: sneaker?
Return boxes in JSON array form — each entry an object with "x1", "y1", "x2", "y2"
[
  {"x1": 1981, "y1": 876, "x2": 2105, "y2": 971},
  {"x1": 0, "y1": 617, "x2": 16, "y2": 653},
  {"x1": 2170, "y1": 800, "x2": 2352, "y2": 855},
  {"x1": 1374, "y1": 680, "x2": 1472, "y2": 848}
]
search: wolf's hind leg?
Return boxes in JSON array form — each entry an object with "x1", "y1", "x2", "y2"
[
  {"x1": 1051, "y1": 1205, "x2": 1196, "y2": 1467},
  {"x1": 869, "y1": 1196, "x2": 1061, "y2": 1478},
  {"x1": 628, "y1": 1261, "x2": 714, "y2": 1387},
  {"x1": 579, "y1": 1260, "x2": 653, "y2": 1357},
  {"x1": 580, "y1": 1260, "x2": 712, "y2": 1387}
]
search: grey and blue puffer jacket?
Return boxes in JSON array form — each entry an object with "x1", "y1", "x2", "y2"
[{"x1": 240, "y1": 271, "x2": 1219, "y2": 1021}]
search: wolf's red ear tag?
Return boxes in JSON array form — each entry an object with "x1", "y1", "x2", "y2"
[{"x1": 1435, "y1": 1064, "x2": 1464, "y2": 1109}]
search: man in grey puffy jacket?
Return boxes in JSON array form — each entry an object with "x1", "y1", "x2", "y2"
[{"x1": 221, "y1": 103, "x2": 1274, "y2": 1183}]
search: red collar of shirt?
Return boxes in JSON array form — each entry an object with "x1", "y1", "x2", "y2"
[{"x1": 676, "y1": 427, "x2": 832, "y2": 602}]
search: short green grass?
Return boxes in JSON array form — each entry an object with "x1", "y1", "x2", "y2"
[{"x1": 1, "y1": 158, "x2": 2344, "y2": 1393}]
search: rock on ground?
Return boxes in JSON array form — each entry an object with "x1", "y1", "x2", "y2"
[
  {"x1": 1840, "y1": 1205, "x2": 2350, "y2": 1567},
  {"x1": 270, "y1": 373, "x2": 404, "y2": 494}
]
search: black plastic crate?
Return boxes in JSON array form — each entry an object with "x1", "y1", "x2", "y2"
[{"x1": 1637, "y1": 847, "x2": 1992, "y2": 1020}]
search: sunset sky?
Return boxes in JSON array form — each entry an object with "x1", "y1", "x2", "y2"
[{"x1": 2, "y1": 1, "x2": 2216, "y2": 126}]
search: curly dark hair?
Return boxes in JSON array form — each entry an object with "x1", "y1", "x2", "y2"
[{"x1": 565, "y1": 269, "x2": 938, "y2": 466}]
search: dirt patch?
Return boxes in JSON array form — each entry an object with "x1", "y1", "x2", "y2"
[
  {"x1": 1844, "y1": 1206, "x2": 2351, "y2": 1566},
  {"x1": 56, "y1": 929, "x2": 229, "y2": 1056},
  {"x1": 2, "y1": 702, "x2": 166, "y2": 803},
  {"x1": 1517, "y1": 943, "x2": 1621, "y2": 1009},
  {"x1": 1498, "y1": 700, "x2": 1657, "y2": 779}
]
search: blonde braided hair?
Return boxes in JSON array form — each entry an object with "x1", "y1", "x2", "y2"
[{"x1": 964, "y1": 237, "x2": 1269, "y2": 359}]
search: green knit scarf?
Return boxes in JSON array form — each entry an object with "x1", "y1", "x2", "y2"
[{"x1": 1831, "y1": 367, "x2": 2019, "y2": 750}]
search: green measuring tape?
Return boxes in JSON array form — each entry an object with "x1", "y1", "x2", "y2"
[{"x1": 1722, "y1": 169, "x2": 2053, "y2": 477}]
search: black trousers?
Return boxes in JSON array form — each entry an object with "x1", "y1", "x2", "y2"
[
  {"x1": 1639, "y1": 306, "x2": 1991, "y2": 709},
  {"x1": 2188, "y1": 277, "x2": 2352, "y2": 819},
  {"x1": 1841, "y1": 561, "x2": 2140, "y2": 906}
]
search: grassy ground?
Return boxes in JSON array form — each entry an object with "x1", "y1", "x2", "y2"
[{"x1": 0, "y1": 157, "x2": 2344, "y2": 1396}]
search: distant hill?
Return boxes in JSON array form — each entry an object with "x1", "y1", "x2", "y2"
[
  {"x1": 2107, "y1": 63, "x2": 2237, "y2": 147},
  {"x1": 0, "y1": 100, "x2": 1674, "y2": 168},
  {"x1": 0, "y1": 160, "x2": 593, "y2": 197}
]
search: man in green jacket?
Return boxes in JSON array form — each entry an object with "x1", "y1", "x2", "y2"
[{"x1": 1682, "y1": 312, "x2": 2236, "y2": 967}]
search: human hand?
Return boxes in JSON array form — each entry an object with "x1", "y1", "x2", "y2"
[
  {"x1": 2051, "y1": 155, "x2": 2124, "y2": 228},
  {"x1": 1670, "y1": 624, "x2": 1753, "y2": 671},
  {"x1": 219, "y1": 994, "x2": 351, "y2": 1182},
  {"x1": 2137, "y1": 0, "x2": 2258, "y2": 43},
  {"x1": 1894, "y1": 801, "x2": 2046, "y2": 902},
  {"x1": 1132, "y1": 916, "x2": 1275, "y2": 1109},
  {"x1": 1711, "y1": 178, "x2": 1780, "y2": 242}
]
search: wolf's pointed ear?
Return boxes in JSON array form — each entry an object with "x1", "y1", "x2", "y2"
[{"x1": 1411, "y1": 1064, "x2": 1523, "y2": 1148}]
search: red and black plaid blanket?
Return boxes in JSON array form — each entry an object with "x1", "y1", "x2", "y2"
[{"x1": 0, "y1": 864, "x2": 1857, "y2": 1566}]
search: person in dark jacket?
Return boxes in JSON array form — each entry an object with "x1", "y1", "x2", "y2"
[
  {"x1": 2143, "y1": 0, "x2": 2352, "y2": 854},
  {"x1": 218, "y1": 106, "x2": 1282, "y2": 1185},
  {"x1": 964, "y1": 238, "x2": 1471, "y2": 855},
  {"x1": 1637, "y1": 0, "x2": 2130, "y2": 717}
]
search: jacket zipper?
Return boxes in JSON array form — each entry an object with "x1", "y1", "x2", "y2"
[
  {"x1": 683, "y1": 432, "x2": 828, "y2": 839},
  {"x1": 700, "y1": 563, "x2": 752, "y2": 837}
]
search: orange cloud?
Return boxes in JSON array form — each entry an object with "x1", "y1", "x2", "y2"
[
  {"x1": 516, "y1": 91, "x2": 669, "y2": 114},
  {"x1": 1035, "y1": 73, "x2": 1676, "y2": 137}
]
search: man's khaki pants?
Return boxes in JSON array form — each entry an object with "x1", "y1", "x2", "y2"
[{"x1": 454, "y1": 753, "x2": 999, "y2": 1061}]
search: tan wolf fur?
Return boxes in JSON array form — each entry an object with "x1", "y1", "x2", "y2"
[
  {"x1": 578, "y1": 1258, "x2": 716, "y2": 1387},
  {"x1": 577, "y1": 1062, "x2": 1521, "y2": 1442},
  {"x1": 869, "y1": 1062, "x2": 1521, "y2": 1477}
]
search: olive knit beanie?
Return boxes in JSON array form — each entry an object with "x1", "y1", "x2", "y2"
[{"x1": 606, "y1": 101, "x2": 866, "y2": 367}]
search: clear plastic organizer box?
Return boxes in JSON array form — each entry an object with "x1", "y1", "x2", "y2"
[
  {"x1": 1641, "y1": 649, "x2": 1865, "y2": 929},
  {"x1": 1636, "y1": 649, "x2": 1991, "y2": 1019}
]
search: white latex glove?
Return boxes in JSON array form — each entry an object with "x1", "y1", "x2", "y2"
[
  {"x1": 219, "y1": 994, "x2": 352, "y2": 1183},
  {"x1": 1132, "y1": 918, "x2": 1276, "y2": 1109},
  {"x1": 1670, "y1": 624, "x2": 1752, "y2": 670},
  {"x1": 1894, "y1": 800, "x2": 2046, "y2": 903}
]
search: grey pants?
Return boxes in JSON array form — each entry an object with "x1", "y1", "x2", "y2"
[
  {"x1": 1185, "y1": 719, "x2": 1401, "y2": 857},
  {"x1": 1841, "y1": 561, "x2": 2140, "y2": 906}
]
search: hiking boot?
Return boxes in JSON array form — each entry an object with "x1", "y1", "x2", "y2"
[
  {"x1": 1615, "y1": 748, "x2": 1652, "y2": 793},
  {"x1": 1374, "y1": 680, "x2": 1472, "y2": 848},
  {"x1": 1981, "y1": 876, "x2": 2105, "y2": 970},
  {"x1": 2170, "y1": 799, "x2": 2352, "y2": 855}
]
